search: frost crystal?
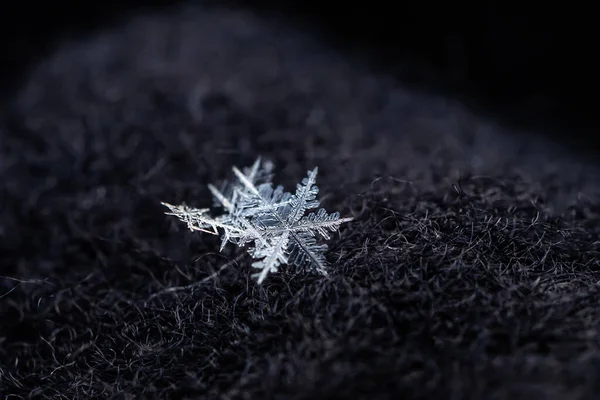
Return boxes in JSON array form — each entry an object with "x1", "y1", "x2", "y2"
[{"x1": 162, "y1": 158, "x2": 353, "y2": 284}]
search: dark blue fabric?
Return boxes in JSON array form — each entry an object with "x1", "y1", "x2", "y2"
[{"x1": 1, "y1": 5, "x2": 599, "y2": 399}]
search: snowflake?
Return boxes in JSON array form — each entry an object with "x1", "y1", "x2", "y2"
[{"x1": 162, "y1": 158, "x2": 353, "y2": 283}]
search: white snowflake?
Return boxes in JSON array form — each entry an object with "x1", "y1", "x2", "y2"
[{"x1": 162, "y1": 158, "x2": 353, "y2": 283}]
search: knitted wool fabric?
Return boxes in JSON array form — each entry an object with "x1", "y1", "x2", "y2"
[{"x1": 1, "y1": 5, "x2": 599, "y2": 399}]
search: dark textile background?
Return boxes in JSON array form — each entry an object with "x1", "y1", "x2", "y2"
[{"x1": 1, "y1": 2, "x2": 599, "y2": 399}]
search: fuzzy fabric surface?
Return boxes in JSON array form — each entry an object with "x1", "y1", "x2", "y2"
[{"x1": 1, "y1": 5, "x2": 600, "y2": 400}]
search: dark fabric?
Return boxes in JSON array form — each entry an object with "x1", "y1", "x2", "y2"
[{"x1": 1, "y1": 6, "x2": 599, "y2": 399}]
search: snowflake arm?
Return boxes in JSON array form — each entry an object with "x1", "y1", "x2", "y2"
[
  {"x1": 251, "y1": 232, "x2": 290, "y2": 284},
  {"x1": 161, "y1": 202, "x2": 240, "y2": 235},
  {"x1": 285, "y1": 167, "x2": 320, "y2": 224}
]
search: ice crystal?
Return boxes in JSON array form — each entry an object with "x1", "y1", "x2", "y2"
[{"x1": 162, "y1": 158, "x2": 353, "y2": 283}]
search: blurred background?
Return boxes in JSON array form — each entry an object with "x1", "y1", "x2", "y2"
[{"x1": 1, "y1": 1, "x2": 597, "y2": 155}]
